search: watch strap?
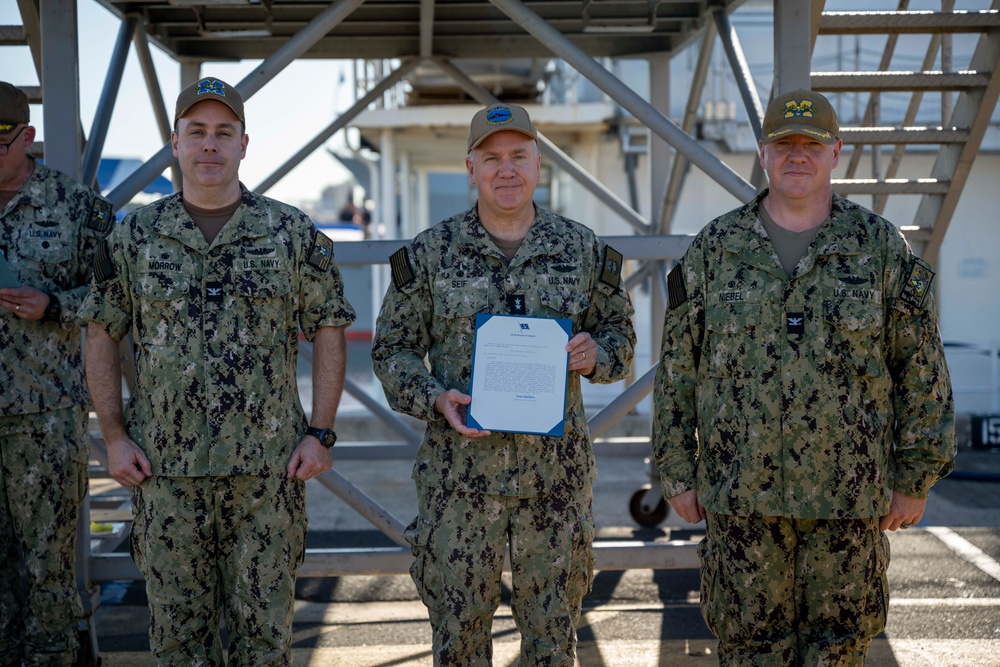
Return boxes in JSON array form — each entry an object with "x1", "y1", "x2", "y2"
[
  {"x1": 305, "y1": 426, "x2": 337, "y2": 448},
  {"x1": 43, "y1": 293, "x2": 61, "y2": 323}
]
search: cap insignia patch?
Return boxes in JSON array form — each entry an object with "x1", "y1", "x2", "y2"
[
  {"x1": 783, "y1": 100, "x2": 815, "y2": 119},
  {"x1": 486, "y1": 106, "x2": 513, "y2": 126},
  {"x1": 197, "y1": 80, "x2": 226, "y2": 97}
]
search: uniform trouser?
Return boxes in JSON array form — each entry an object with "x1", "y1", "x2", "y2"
[
  {"x1": 406, "y1": 485, "x2": 596, "y2": 667},
  {"x1": 699, "y1": 513, "x2": 890, "y2": 667},
  {"x1": 130, "y1": 474, "x2": 307, "y2": 667},
  {"x1": 0, "y1": 407, "x2": 88, "y2": 667}
]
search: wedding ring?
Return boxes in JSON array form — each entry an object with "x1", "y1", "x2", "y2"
[
  {"x1": 901, "y1": 522, "x2": 911, "y2": 529},
  {"x1": 582, "y1": 351, "x2": 586, "y2": 359},
  {"x1": 15, "y1": 305, "x2": 19, "y2": 311}
]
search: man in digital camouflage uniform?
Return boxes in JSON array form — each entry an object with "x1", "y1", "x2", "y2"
[
  {"x1": 0, "y1": 80, "x2": 113, "y2": 667},
  {"x1": 652, "y1": 89, "x2": 956, "y2": 666},
  {"x1": 372, "y1": 103, "x2": 636, "y2": 666},
  {"x1": 81, "y1": 78, "x2": 355, "y2": 667}
]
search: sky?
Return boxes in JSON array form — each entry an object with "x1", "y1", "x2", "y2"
[{"x1": 1, "y1": 0, "x2": 354, "y2": 208}]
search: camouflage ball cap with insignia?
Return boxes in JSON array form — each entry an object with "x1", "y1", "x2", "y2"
[
  {"x1": 175, "y1": 77, "x2": 245, "y2": 124},
  {"x1": 0, "y1": 81, "x2": 30, "y2": 135},
  {"x1": 761, "y1": 89, "x2": 839, "y2": 145},
  {"x1": 467, "y1": 103, "x2": 538, "y2": 152}
]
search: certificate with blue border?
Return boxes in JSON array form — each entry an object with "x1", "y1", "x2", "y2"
[{"x1": 466, "y1": 313, "x2": 571, "y2": 436}]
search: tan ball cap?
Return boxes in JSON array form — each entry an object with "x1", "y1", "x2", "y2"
[
  {"x1": 175, "y1": 78, "x2": 245, "y2": 124},
  {"x1": 467, "y1": 103, "x2": 537, "y2": 152},
  {"x1": 0, "y1": 81, "x2": 30, "y2": 136},
  {"x1": 761, "y1": 89, "x2": 839, "y2": 145}
]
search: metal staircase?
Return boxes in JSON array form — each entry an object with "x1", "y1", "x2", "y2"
[
  {"x1": 1, "y1": 0, "x2": 43, "y2": 158},
  {"x1": 816, "y1": 1, "x2": 1000, "y2": 263}
]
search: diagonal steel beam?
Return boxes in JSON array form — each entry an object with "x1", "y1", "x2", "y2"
[
  {"x1": 342, "y1": 378, "x2": 424, "y2": 447},
  {"x1": 107, "y1": 0, "x2": 367, "y2": 209},
  {"x1": 132, "y1": 23, "x2": 181, "y2": 190},
  {"x1": 712, "y1": 7, "x2": 763, "y2": 144},
  {"x1": 661, "y1": 18, "x2": 716, "y2": 233},
  {"x1": 918, "y1": 0, "x2": 1000, "y2": 264},
  {"x1": 82, "y1": 15, "x2": 137, "y2": 186},
  {"x1": 256, "y1": 58, "x2": 419, "y2": 194},
  {"x1": 298, "y1": 341, "x2": 423, "y2": 446},
  {"x1": 488, "y1": 0, "x2": 755, "y2": 204},
  {"x1": 872, "y1": 34, "x2": 945, "y2": 213},
  {"x1": 314, "y1": 469, "x2": 409, "y2": 546},
  {"x1": 589, "y1": 364, "x2": 656, "y2": 439}
]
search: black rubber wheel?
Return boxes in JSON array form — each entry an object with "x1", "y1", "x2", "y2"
[
  {"x1": 629, "y1": 485, "x2": 669, "y2": 528},
  {"x1": 75, "y1": 629, "x2": 102, "y2": 667}
]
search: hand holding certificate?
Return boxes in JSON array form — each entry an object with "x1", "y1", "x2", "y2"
[{"x1": 466, "y1": 314, "x2": 571, "y2": 436}]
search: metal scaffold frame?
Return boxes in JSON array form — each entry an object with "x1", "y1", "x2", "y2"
[
  {"x1": 9, "y1": 0, "x2": 999, "y2": 660},
  {"x1": 55, "y1": 0, "x2": 766, "y2": 583}
]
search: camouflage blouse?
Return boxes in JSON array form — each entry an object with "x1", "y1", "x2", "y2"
[
  {"x1": 1, "y1": 160, "x2": 112, "y2": 415},
  {"x1": 652, "y1": 190, "x2": 956, "y2": 519},
  {"x1": 372, "y1": 206, "x2": 635, "y2": 499},
  {"x1": 80, "y1": 185, "x2": 355, "y2": 476}
]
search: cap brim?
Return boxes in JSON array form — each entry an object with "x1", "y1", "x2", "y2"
[
  {"x1": 762, "y1": 124, "x2": 837, "y2": 144},
  {"x1": 468, "y1": 127, "x2": 537, "y2": 152},
  {"x1": 175, "y1": 98, "x2": 245, "y2": 123}
]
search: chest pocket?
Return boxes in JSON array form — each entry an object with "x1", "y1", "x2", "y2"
[
  {"x1": 233, "y1": 269, "x2": 292, "y2": 346},
  {"x1": 704, "y1": 303, "x2": 760, "y2": 378},
  {"x1": 16, "y1": 233, "x2": 74, "y2": 290},
  {"x1": 539, "y1": 289, "x2": 590, "y2": 320},
  {"x1": 820, "y1": 300, "x2": 884, "y2": 377},
  {"x1": 431, "y1": 284, "x2": 488, "y2": 356},
  {"x1": 135, "y1": 273, "x2": 190, "y2": 346}
]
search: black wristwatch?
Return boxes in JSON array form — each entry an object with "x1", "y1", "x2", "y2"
[
  {"x1": 43, "y1": 293, "x2": 61, "y2": 323},
  {"x1": 306, "y1": 426, "x2": 337, "y2": 448}
]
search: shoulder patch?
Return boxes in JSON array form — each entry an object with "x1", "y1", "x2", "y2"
[
  {"x1": 93, "y1": 239, "x2": 116, "y2": 283},
  {"x1": 86, "y1": 197, "x2": 114, "y2": 234},
  {"x1": 599, "y1": 245, "x2": 623, "y2": 289},
  {"x1": 900, "y1": 257, "x2": 934, "y2": 308},
  {"x1": 389, "y1": 247, "x2": 416, "y2": 290},
  {"x1": 306, "y1": 228, "x2": 334, "y2": 272},
  {"x1": 667, "y1": 262, "x2": 688, "y2": 310}
]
